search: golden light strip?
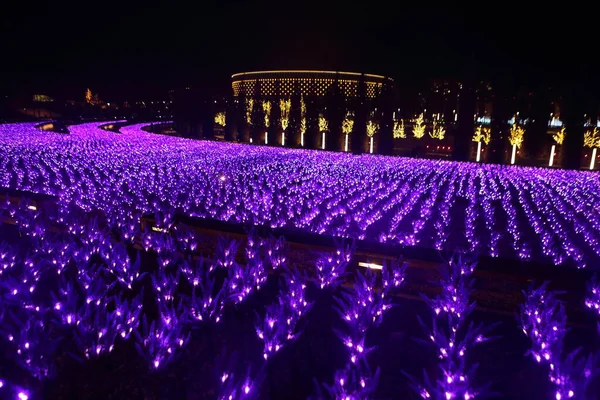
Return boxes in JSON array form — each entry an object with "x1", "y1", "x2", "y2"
[{"x1": 231, "y1": 70, "x2": 392, "y2": 81}]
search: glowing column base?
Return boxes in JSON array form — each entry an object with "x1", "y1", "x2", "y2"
[
  {"x1": 476, "y1": 141, "x2": 482, "y2": 162},
  {"x1": 345, "y1": 133, "x2": 349, "y2": 152},
  {"x1": 281, "y1": 132, "x2": 285, "y2": 146},
  {"x1": 369, "y1": 137, "x2": 374, "y2": 154},
  {"x1": 322, "y1": 132, "x2": 325, "y2": 150},
  {"x1": 511, "y1": 144, "x2": 517, "y2": 165},
  {"x1": 265, "y1": 133, "x2": 268, "y2": 145},
  {"x1": 549, "y1": 144, "x2": 556, "y2": 167},
  {"x1": 250, "y1": 137, "x2": 253, "y2": 144},
  {"x1": 301, "y1": 132, "x2": 304, "y2": 147},
  {"x1": 591, "y1": 148, "x2": 598, "y2": 170}
]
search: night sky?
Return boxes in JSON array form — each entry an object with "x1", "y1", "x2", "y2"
[{"x1": 1, "y1": 1, "x2": 596, "y2": 100}]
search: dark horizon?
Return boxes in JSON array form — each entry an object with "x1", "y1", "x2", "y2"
[{"x1": 2, "y1": 1, "x2": 599, "y2": 101}]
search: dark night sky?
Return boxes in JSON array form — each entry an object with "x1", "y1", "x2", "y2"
[{"x1": 1, "y1": 1, "x2": 597, "y2": 100}]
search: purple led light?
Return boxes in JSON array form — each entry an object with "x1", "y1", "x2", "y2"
[
  {"x1": 520, "y1": 283, "x2": 598, "y2": 399},
  {"x1": 315, "y1": 241, "x2": 353, "y2": 290},
  {"x1": 1, "y1": 122, "x2": 599, "y2": 268},
  {"x1": 411, "y1": 256, "x2": 495, "y2": 400},
  {"x1": 322, "y1": 259, "x2": 406, "y2": 398},
  {"x1": 255, "y1": 268, "x2": 311, "y2": 361},
  {"x1": 585, "y1": 277, "x2": 600, "y2": 316}
]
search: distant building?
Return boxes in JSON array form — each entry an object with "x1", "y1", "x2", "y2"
[{"x1": 231, "y1": 70, "x2": 392, "y2": 99}]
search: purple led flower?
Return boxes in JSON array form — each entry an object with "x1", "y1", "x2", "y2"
[
  {"x1": 183, "y1": 260, "x2": 226, "y2": 324},
  {"x1": 520, "y1": 283, "x2": 565, "y2": 364},
  {"x1": 217, "y1": 368, "x2": 261, "y2": 400},
  {"x1": 152, "y1": 268, "x2": 181, "y2": 312},
  {"x1": 519, "y1": 283, "x2": 599, "y2": 400},
  {"x1": 413, "y1": 256, "x2": 495, "y2": 400},
  {"x1": 315, "y1": 242, "x2": 353, "y2": 290},
  {"x1": 216, "y1": 237, "x2": 240, "y2": 270},
  {"x1": 227, "y1": 259, "x2": 267, "y2": 305},
  {"x1": 2, "y1": 313, "x2": 58, "y2": 380},
  {"x1": 134, "y1": 314, "x2": 190, "y2": 371},
  {"x1": 318, "y1": 361, "x2": 380, "y2": 400},
  {"x1": 256, "y1": 269, "x2": 310, "y2": 360},
  {"x1": 264, "y1": 235, "x2": 287, "y2": 271},
  {"x1": 585, "y1": 277, "x2": 600, "y2": 316},
  {"x1": 214, "y1": 348, "x2": 265, "y2": 400},
  {"x1": 0, "y1": 378, "x2": 31, "y2": 400},
  {"x1": 75, "y1": 302, "x2": 120, "y2": 359}
]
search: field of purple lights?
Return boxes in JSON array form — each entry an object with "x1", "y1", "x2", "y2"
[
  {"x1": 2, "y1": 122, "x2": 600, "y2": 267},
  {"x1": 0, "y1": 121, "x2": 599, "y2": 399}
]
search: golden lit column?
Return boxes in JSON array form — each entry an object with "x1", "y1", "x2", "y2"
[
  {"x1": 549, "y1": 127, "x2": 565, "y2": 167},
  {"x1": 508, "y1": 119, "x2": 525, "y2": 165},
  {"x1": 367, "y1": 120, "x2": 379, "y2": 154}
]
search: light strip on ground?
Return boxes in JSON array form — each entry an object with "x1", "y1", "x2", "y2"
[{"x1": 358, "y1": 262, "x2": 383, "y2": 270}]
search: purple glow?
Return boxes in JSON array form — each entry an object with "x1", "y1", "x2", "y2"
[
  {"x1": 2, "y1": 121, "x2": 600, "y2": 397},
  {"x1": 0, "y1": 122, "x2": 599, "y2": 267}
]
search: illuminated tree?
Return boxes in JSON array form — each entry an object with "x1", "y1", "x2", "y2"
[
  {"x1": 472, "y1": 125, "x2": 491, "y2": 145},
  {"x1": 508, "y1": 122, "x2": 525, "y2": 148},
  {"x1": 301, "y1": 96, "x2": 306, "y2": 118},
  {"x1": 584, "y1": 128, "x2": 600, "y2": 170},
  {"x1": 429, "y1": 121, "x2": 446, "y2": 140},
  {"x1": 85, "y1": 88, "x2": 102, "y2": 106},
  {"x1": 262, "y1": 101, "x2": 271, "y2": 128},
  {"x1": 319, "y1": 114, "x2": 328, "y2": 132},
  {"x1": 245, "y1": 98, "x2": 253, "y2": 125},
  {"x1": 319, "y1": 113, "x2": 328, "y2": 150},
  {"x1": 342, "y1": 114, "x2": 354, "y2": 152},
  {"x1": 584, "y1": 128, "x2": 600, "y2": 148},
  {"x1": 300, "y1": 96, "x2": 307, "y2": 146},
  {"x1": 366, "y1": 120, "x2": 379, "y2": 138},
  {"x1": 280, "y1": 99, "x2": 291, "y2": 130},
  {"x1": 508, "y1": 119, "x2": 525, "y2": 165},
  {"x1": 412, "y1": 113, "x2": 426, "y2": 139},
  {"x1": 553, "y1": 127, "x2": 566, "y2": 145},
  {"x1": 548, "y1": 127, "x2": 565, "y2": 167},
  {"x1": 342, "y1": 115, "x2": 354, "y2": 136},
  {"x1": 393, "y1": 119, "x2": 406, "y2": 139},
  {"x1": 472, "y1": 125, "x2": 491, "y2": 163},
  {"x1": 214, "y1": 112, "x2": 226, "y2": 127},
  {"x1": 367, "y1": 120, "x2": 379, "y2": 154}
]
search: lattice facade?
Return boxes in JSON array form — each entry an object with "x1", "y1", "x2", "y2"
[{"x1": 231, "y1": 70, "x2": 392, "y2": 99}]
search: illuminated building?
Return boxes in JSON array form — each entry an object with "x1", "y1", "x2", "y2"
[
  {"x1": 231, "y1": 70, "x2": 392, "y2": 99},
  {"x1": 231, "y1": 70, "x2": 393, "y2": 152}
]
